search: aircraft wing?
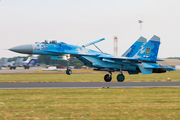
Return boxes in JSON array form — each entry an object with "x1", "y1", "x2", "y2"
[
  {"x1": 111, "y1": 56, "x2": 153, "y2": 62},
  {"x1": 100, "y1": 56, "x2": 164, "y2": 66},
  {"x1": 96, "y1": 55, "x2": 165, "y2": 75}
]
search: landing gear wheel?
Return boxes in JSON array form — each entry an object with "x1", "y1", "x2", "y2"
[
  {"x1": 117, "y1": 74, "x2": 125, "y2": 82},
  {"x1": 104, "y1": 74, "x2": 112, "y2": 82},
  {"x1": 66, "y1": 69, "x2": 72, "y2": 75}
]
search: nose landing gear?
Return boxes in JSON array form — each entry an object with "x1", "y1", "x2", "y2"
[
  {"x1": 66, "y1": 69, "x2": 72, "y2": 75},
  {"x1": 66, "y1": 54, "x2": 72, "y2": 75}
]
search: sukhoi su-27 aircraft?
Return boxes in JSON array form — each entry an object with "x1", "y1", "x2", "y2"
[{"x1": 9, "y1": 35, "x2": 175, "y2": 82}]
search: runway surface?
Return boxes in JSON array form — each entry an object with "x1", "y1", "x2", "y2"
[
  {"x1": 0, "y1": 81, "x2": 180, "y2": 89},
  {"x1": 0, "y1": 67, "x2": 44, "y2": 74}
]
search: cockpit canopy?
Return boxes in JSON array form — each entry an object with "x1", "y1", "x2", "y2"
[{"x1": 35, "y1": 40, "x2": 58, "y2": 44}]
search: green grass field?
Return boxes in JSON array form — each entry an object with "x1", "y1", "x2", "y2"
[
  {"x1": 0, "y1": 70, "x2": 179, "y2": 83},
  {"x1": 0, "y1": 70, "x2": 180, "y2": 119},
  {"x1": 0, "y1": 88, "x2": 180, "y2": 120}
]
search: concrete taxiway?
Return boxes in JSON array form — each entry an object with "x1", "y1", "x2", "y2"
[{"x1": 0, "y1": 82, "x2": 180, "y2": 89}]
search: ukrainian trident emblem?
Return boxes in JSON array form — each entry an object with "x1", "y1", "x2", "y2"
[{"x1": 145, "y1": 47, "x2": 151, "y2": 55}]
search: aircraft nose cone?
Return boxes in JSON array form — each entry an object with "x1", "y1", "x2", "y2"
[{"x1": 9, "y1": 44, "x2": 33, "y2": 54}]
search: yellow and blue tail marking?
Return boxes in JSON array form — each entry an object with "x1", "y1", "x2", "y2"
[{"x1": 134, "y1": 35, "x2": 160, "y2": 62}]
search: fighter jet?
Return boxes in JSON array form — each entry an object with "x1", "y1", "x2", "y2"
[
  {"x1": 13, "y1": 57, "x2": 38, "y2": 69},
  {"x1": 21, "y1": 57, "x2": 38, "y2": 69},
  {"x1": 9, "y1": 36, "x2": 175, "y2": 82},
  {"x1": 0, "y1": 57, "x2": 38, "y2": 70},
  {"x1": 0, "y1": 58, "x2": 14, "y2": 69}
]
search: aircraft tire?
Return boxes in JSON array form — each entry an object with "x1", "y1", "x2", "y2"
[
  {"x1": 117, "y1": 74, "x2": 125, "y2": 82},
  {"x1": 66, "y1": 69, "x2": 72, "y2": 75},
  {"x1": 10, "y1": 67, "x2": 12, "y2": 70},
  {"x1": 104, "y1": 74, "x2": 112, "y2": 82}
]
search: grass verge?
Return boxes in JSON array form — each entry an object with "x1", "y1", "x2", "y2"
[
  {"x1": 0, "y1": 88, "x2": 180, "y2": 119},
  {"x1": 0, "y1": 70, "x2": 179, "y2": 83}
]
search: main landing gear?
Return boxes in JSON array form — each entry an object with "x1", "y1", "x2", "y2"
[
  {"x1": 104, "y1": 73, "x2": 125, "y2": 82},
  {"x1": 104, "y1": 65, "x2": 125, "y2": 82},
  {"x1": 117, "y1": 74, "x2": 125, "y2": 82},
  {"x1": 104, "y1": 71, "x2": 112, "y2": 82}
]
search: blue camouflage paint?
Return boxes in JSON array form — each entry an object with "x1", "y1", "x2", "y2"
[
  {"x1": 135, "y1": 40, "x2": 160, "y2": 62},
  {"x1": 126, "y1": 41, "x2": 144, "y2": 57},
  {"x1": 56, "y1": 42, "x2": 72, "y2": 52},
  {"x1": 11, "y1": 36, "x2": 175, "y2": 76},
  {"x1": 122, "y1": 36, "x2": 147, "y2": 57}
]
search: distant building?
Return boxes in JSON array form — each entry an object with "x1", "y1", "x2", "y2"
[{"x1": 157, "y1": 59, "x2": 180, "y2": 69}]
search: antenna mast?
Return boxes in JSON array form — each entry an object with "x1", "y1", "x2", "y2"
[
  {"x1": 114, "y1": 36, "x2": 118, "y2": 56},
  {"x1": 139, "y1": 20, "x2": 143, "y2": 35}
]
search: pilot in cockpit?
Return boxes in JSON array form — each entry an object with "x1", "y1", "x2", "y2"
[
  {"x1": 51, "y1": 40, "x2": 57, "y2": 44},
  {"x1": 37, "y1": 40, "x2": 57, "y2": 44},
  {"x1": 44, "y1": 40, "x2": 48, "y2": 44}
]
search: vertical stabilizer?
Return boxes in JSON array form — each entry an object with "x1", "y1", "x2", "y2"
[
  {"x1": 122, "y1": 36, "x2": 147, "y2": 57},
  {"x1": 27, "y1": 58, "x2": 38, "y2": 66},
  {"x1": 14, "y1": 58, "x2": 20, "y2": 66},
  {"x1": 24, "y1": 57, "x2": 31, "y2": 63},
  {"x1": 133, "y1": 35, "x2": 160, "y2": 62}
]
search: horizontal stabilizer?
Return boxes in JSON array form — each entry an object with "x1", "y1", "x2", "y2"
[
  {"x1": 138, "y1": 63, "x2": 153, "y2": 74},
  {"x1": 142, "y1": 63, "x2": 161, "y2": 69},
  {"x1": 164, "y1": 65, "x2": 176, "y2": 71},
  {"x1": 82, "y1": 38, "x2": 105, "y2": 47}
]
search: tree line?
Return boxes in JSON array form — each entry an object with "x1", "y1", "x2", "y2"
[
  {"x1": 4, "y1": 55, "x2": 84, "y2": 69},
  {"x1": 37, "y1": 55, "x2": 84, "y2": 68}
]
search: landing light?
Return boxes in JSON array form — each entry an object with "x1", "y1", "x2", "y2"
[{"x1": 67, "y1": 54, "x2": 71, "y2": 59}]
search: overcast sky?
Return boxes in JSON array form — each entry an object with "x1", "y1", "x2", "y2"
[{"x1": 0, "y1": 0, "x2": 180, "y2": 58}]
